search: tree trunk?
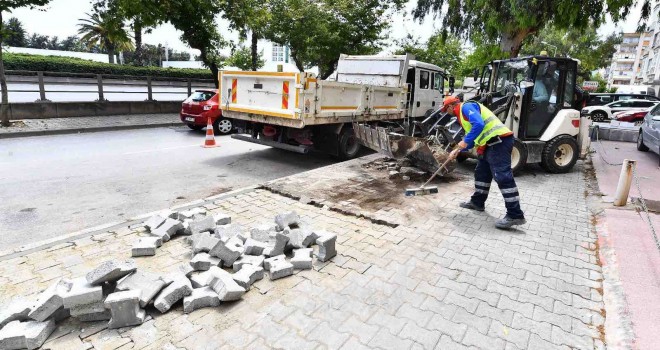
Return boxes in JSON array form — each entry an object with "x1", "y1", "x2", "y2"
[
  {"x1": 200, "y1": 50, "x2": 219, "y2": 87},
  {"x1": 250, "y1": 31, "x2": 258, "y2": 71},
  {"x1": 290, "y1": 48, "x2": 305, "y2": 73},
  {"x1": 0, "y1": 11, "x2": 10, "y2": 127},
  {"x1": 134, "y1": 20, "x2": 143, "y2": 66},
  {"x1": 108, "y1": 48, "x2": 115, "y2": 64},
  {"x1": 500, "y1": 29, "x2": 533, "y2": 58}
]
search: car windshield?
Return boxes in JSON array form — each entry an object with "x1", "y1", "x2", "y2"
[{"x1": 190, "y1": 91, "x2": 215, "y2": 102}]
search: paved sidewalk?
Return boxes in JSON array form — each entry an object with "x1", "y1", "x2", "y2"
[
  {"x1": 0, "y1": 114, "x2": 181, "y2": 139},
  {"x1": 0, "y1": 155, "x2": 606, "y2": 350}
]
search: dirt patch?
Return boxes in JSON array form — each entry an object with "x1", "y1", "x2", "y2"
[{"x1": 209, "y1": 187, "x2": 232, "y2": 196}]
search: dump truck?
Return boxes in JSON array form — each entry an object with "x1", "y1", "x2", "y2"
[{"x1": 219, "y1": 54, "x2": 451, "y2": 168}]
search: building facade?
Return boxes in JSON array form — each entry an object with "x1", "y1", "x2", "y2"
[
  {"x1": 640, "y1": 1, "x2": 660, "y2": 92},
  {"x1": 608, "y1": 32, "x2": 652, "y2": 89}
]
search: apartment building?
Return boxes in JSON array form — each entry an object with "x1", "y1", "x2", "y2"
[
  {"x1": 640, "y1": 1, "x2": 660, "y2": 91},
  {"x1": 608, "y1": 32, "x2": 652, "y2": 88}
]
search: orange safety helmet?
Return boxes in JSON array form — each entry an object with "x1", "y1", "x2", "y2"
[{"x1": 440, "y1": 96, "x2": 461, "y2": 112}]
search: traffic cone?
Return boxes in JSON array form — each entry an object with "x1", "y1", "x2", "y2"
[{"x1": 202, "y1": 117, "x2": 219, "y2": 148}]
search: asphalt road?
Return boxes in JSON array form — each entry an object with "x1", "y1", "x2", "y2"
[{"x1": 0, "y1": 126, "x2": 339, "y2": 250}]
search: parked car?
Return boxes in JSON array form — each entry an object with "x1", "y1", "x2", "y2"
[
  {"x1": 637, "y1": 103, "x2": 660, "y2": 154},
  {"x1": 585, "y1": 93, "x2": 660, "y2": 107},
  {"x1": 611, "y1": 110, "x2": 648, "y2": 125},
  {"x1": 581, "y1": 99, "x2": 659, "y2": 122},
  {"x1": 180, "y1": 90, "x2": 234, "y2": 135}
]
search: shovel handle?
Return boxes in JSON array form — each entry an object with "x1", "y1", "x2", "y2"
[{"x1": 419, "y1": 156, "x2": 454, "y2": 189}]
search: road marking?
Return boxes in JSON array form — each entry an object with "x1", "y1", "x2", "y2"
[{"x1": 122, "y1": 144, "x2": 200, "y2": 155}]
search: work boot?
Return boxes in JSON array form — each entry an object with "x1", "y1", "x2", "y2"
[
  {"x1": 495, "y1": 216, "x2": 527, "y2": 229},
  {"x1": 459, "y1": 201, "x2": 485, "y2": 212}
]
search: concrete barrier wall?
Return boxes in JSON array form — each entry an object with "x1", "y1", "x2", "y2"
[{"x1": 8, "y1": 101, "x2": 181, "y2": 120}]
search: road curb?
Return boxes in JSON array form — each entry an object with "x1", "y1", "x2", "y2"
[
  {"x1": 0, "y1": 185, "x2": 259, "y2": 261},
  {"x1": 0, "y1": 122, "x2": 181, "y2": 139}
]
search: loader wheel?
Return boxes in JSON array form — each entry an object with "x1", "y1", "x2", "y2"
[
  {"x1": 338, "y1": 127, "x2": 361, "y2": 160},
  {"x1": 511, "y1": 139, "x2": 527, "y2": 173},
  {"x1": 637, "y1": 130, "x2": 649, "y2": 152},
  {"x1": 540, "y1": 135, "x2": 578, "y2": 173}
]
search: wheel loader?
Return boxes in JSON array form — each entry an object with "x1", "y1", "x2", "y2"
[{"x1": 353, "y1": 55, "x2": 592, "y2": 175}]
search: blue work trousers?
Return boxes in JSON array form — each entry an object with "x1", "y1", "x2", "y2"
[{"x1": 470, "y1": 136, "x2": 525, "y2": 219}]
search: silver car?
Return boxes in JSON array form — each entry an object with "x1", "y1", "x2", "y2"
[{"x1": 637, "y1": 104, "x2": 660, "y2": 154}]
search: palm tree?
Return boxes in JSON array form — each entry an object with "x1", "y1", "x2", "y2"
[{"x1": 77, "y1": 12, "x2": 133, "y2": 64}]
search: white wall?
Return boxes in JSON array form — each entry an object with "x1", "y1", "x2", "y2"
[
  {"x1": 162, "y1": 61, "x2": 205, "y2": 69},
  {"x1": 6, "y1": 46, "x2": 110, "y2": 63}
]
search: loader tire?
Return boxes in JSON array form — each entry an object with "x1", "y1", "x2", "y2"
[
  {"x1": 511, "y1": 139, "x2": 527, "y2": 173},
  {"x1": 338, "y1": 127, "x2": 361, "y2": 160},
  {"x1": 540, "y1": 135, "x2": 578, "y2": 173}
]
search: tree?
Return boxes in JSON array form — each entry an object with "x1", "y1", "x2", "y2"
[
  {"x1": 413, "y1": 0, "x2": 638, "y2": 58},
  {"x1": 26, "y1": 33, "x2": 48, "y2": 48},
  {"x1": 77, "y1": 11, "x2": 133, "y2": 64},
  {"x1": 59, "y1": 35, "x2": 86, "y2": 52},
  {"x1": 395, "y1": 33, "x2": 463, "y2": 74},
  {"x1": 222, "y1": 0, "x2": 271, "y2": 71},
  {"x1": 266, "y1": 0, "x2": 393, "y2": 79},
  {"x1": 2, "y1": 17, "x2": 26, "y2": 47},
  {"x1": 226, "y1": 46, "x2": 264, "y2": 71},
  {"x1": 47, "y1": 35, "x2": 59, "y2": 50},
  {"x1": 1, "y1": 0, "x2": 52, "y2": 127}
]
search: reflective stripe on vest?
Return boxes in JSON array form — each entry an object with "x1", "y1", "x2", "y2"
[{"x1": 458, "y1": 102, "x2": 511, "y2": 147}]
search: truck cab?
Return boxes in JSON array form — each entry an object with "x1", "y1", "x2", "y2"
[{"x1": 404, "y1": 60, "x2": 446, "y2": 118}]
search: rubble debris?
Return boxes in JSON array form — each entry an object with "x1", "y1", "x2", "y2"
[
  {"x1": 70, "y1": 301, "x2": 109, "y2": 321},
  {"x1": 388, "y1": 170, "x2": 400, "y2": 179},
  {"x1": 243, "y1": 238, "x2": 268, "y2": 256},
  {"x1": 316, "y1": 232, "x2": 338, "y2": 262},
  {"x1": 104, "y1": 290, "x2": 146, "y2": 329},
  {"x1": 183, "y1": 287, "x2": 220, "y2": 313},
  {"x1": 0, "y1": 298, "x2": 32, "y2": 329},
  {"x1": 189, "y1": 253, "x2": 221, "y2": 271},
  {"x1": 291, "y1": 248, "x2": 313, "y2": 270},
  {"x1": 131, "y1": 237, "x2": 162, "y2": 257},
  {"x1": 62, "y1": 277, "x2": 103, "y2": 309},
  {"x1": 175, "y1": 208, "x2": 206, "y2": 220},
  {"x1": 250, "y1": 224, "x2": 277, "y2": 242},
  {"x1": 189, "y1": 214, "x2": 215, "y2": 234},
  {"x1": 287, "y1": 226, "x2": 318, "y2": 249},
  {"x1": 402, "y1": 175, "x2": 411, "y2": 181},
  {"x1": 153, "y1": 275, "x2": 193, "y2": 313},
  {"x1": 275, "y1": 211, "x2": 299, "y2": 230},
  {"x1": 0, "y1": 319, "x2": 55, "y2": 350},
  {"x1": 116, "y1": 271, "x2": 170, "y2": 308},
  {"x1": 263, "y1": 232, "x2": 289, "y2": 257},
  {"x1": 192, "y1": 232, "x2": 220, "y2": 254},
  {"x1": 214, "y1": 224, "x2": 245, "y2": 243},
  {"x1": 178, "y1": 220, "x2": 193, "y2": 236},
  {"x1": 209, "y1": 268, "x2": 246, "y2": 301},
  {"x1": 209, "y1": 238, "x2": 244, "y2": 267},
  {"x1": 400, "y1": 166, "x2": 427, "y2": 176},
  {"x1": 150, "y1": 218, "x2": 183, "y2": 242},
  {"x1": 232, "y1": 265, "x2": 264, "y2": 290},
  {"x1": 214, "y1": 212, "x2": 232, "y2": 225},
  {"x1": 86, "y1": 260, "x2": 137, "y2": 285},
  {"x1": 144, "y1": 214, "x2": 167, "y2": 231},
  {"x1": 233, "y1": 255, "x2": 265, "y2": 272},
  {"x1": 27, "y1": 279, "x2": 70, "y2": 322},
  {"x1": 264, "y1": 255, "x2": 294, "y2": 280}
]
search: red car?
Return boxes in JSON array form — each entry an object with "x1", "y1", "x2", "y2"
[
  {"x1": 180, "y1": 90, "x2": 234, "y2": 135},
  {"x1": 612, "y1": 110, "x2": 648, "y2": 125}
]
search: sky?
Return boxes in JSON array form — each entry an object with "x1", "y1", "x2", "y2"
[{"x1": 9, "y1": 0, "x2": 647, "y2": 58}]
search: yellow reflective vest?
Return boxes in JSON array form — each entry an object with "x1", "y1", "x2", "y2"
[{"x1": 458, "y1": 102, "x2": 511, "y2": 147}]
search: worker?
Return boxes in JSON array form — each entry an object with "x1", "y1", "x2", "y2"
[{"x1": 441, "y1": 96, "x2": 526, "y2": 229}]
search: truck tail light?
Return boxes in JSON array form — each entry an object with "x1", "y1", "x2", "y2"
[{"x1": 572, "y1": 119, "x2": 580, "y2": 128}]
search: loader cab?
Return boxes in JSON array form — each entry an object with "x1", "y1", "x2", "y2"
[{"x1": 405, "y1": 60, "x2": 446, "y2": 118}]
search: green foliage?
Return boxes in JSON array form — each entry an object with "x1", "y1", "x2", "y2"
[
  {"x1": 592, "y1": 73, "x2": 608, "y2": 93},
  {"x1": 225, "y1": 46, "x2": 264, "y2": 71},
  {"x1": 2, "y1": 17, "x2": 26, "y2": 47},
  {"x1": 266, "y1": 0, "x2": 393, "y2": 79},
  {"x1": 456, "y1": 33, "x2": 505, "y2": 77},
  {"x1": 0, "y1": 0, "x2": 50, "y2": 11},
  {"x1": 2, "y1": 53, "x2": 211, "y2": 78},
  {"x1": 394, "y1": 33, "x2": 463, "y2": 74},
  {"x1": 78, "y1": 11, "x2": 134, "y2": 63}
]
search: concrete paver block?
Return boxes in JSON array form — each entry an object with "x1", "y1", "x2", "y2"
[
  {"x1": 70, "y1": 301, "x2": 107, "y2": 318},
  {"x1": 243, "y1": 238, "x2": 268, "y2": 256},
  {"x1": 0, "y1": 298, "x2": 32, "y2": 329},
  {"x1": 150, "y1": 218, "x2": 183, "y2": 242},
  {"x1": 116, "y1": 271, "x2": 170, "y2": 308},
  {"x1": 250, "y1": 224, "x2": 277, "y2": 242},
  {"x1": 131, "y1": 237, "x2": 161, "y2": 257},
  {"x1": 176, "y1": 208, "x2": 206, "y2": 220},
  {"x1": 316, "y1": 232, "x2": 337, "y2": 262},
  {"x1": 86, "y1": 259, "x2": 137, "y2": 285},
  {"x1": 232, "y1": 265, "x2": 264, "y2": 290},
  {"x1": 263, "y1": 232, "x2": 289, "y2": 257},
  {"x1": 189, "y1": 214, "x2": 215, "y2": 234},
  {"x1": 192, "y1": 232, "x2": 220, "y2": 254},
  {"x1": 144, "y1": 214, "x2": 167, "y2": 231},
  {"x1": 209, "y1": 239, "x2": 244, "y2": 267},
  {"x1": 27, "y1": 279, "x2": 69, "y2": 322},
  {"x1": 233, "y1": 255, "x2": 265, "y2": 272},
  {"x1": 208, "y1": 268, "x2": 246, "y2": 301},
  {"x1": 291, "y1": 248, "x2": 313, "y2": 270},
  {"x1": 153, "y1": 275, "x2": 193, "y2": 313},
  {"x1": 104, "y1": 290, "x2": 146, "y2": 329},
  {"x1": 190, "y1": 253, "x2": 221, "y2": 271},
  {"x1": 62, "y1": 277, "x2": 103, "y2": 308},
  {"x1": 214, "y1": 212, "x2": 232, "y2": 225},
  {"x1": 264, "y1": 255, "x2": 294, "y2": 280},
  {"x1": 178, "y1": 220, "x2": 193, "y2": 236},
  {"x1": 214, "y1": 224, "x2": 245, "y2": 243},
  {"x1": 190, "y1": 271, "x2": 213, "y2": 288},
  {"x1": 0, "y1": 320, "x2": 55, "y2": 350},
  {"x1": 287, "y1": 226, "x2": 318, "y2": 249},
  {"x1": 183, "y1": 287, "x2": 220, "y2": 313},
  {"x1": 275, "y1": 211, "x2": 299, "y2": 230}
]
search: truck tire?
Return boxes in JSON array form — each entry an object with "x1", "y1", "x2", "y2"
[
  {"x1": 511, "y1": 139, "x2": 527, "y2": 173},
  {"x1": 213, "y1": 118, "x2": 234, "y2": 135},
  {"x1": 540, "y1": 135, "x2": 578, "y2": 173},
  {"x1": 637, "y1": 130, "x2": 649, "y2": 152},
  {"x1": 338, "y1": 127, "x2": 361, "y2": 160}
]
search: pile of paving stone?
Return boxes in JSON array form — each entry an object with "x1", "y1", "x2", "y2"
[
  {"x1": 361, "y1": 157, "x2": 428, "y2": 181},
  {"x1": 0, "y1": 209, "x2": 336, "y2": 349}
]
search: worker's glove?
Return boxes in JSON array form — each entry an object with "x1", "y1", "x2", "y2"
[{"x1": 449, "y1": 148, "x2": 461, "y2": 160}]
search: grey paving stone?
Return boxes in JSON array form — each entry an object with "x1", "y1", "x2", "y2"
[
  {"x1": 462, "y1": 327, "x2": 505, "y2": 350},
  {"x1": 274, "y1": 211, "x2": 300, "y2": 230},
  {"x1": 395, "y1": 303, "x2": 434, "y2": 328},
  {"x1": 488, "y1": 320, "x2": 530, "y2": 349},
  {"x1": 367, "y1": 309, "x2": 408, "y2": 335},
  {"x1": 232, "y1": 264, "x2": 264, "y2": 290},
  {"x1": 131, "y1": 237, "x2": 161, "y2": 257},
  {"x1": 104, "y1": 290, "x2": 146, "y2": 329},
  {"x1": 436, "y1": 334, "x2": 471, "y2": 350},
  {"x1": 85, "y1": 259, "x2": 137, "y2": 285},
  {"x1": 551, "y1": 324, "x2": 594, "y2": 349},
  {"x1": 263, "y1": 232, "x2": 290, "y2": 257},
  {"x1": 115, "y1": 271, "x2": 170, "y2": 308},
  {"x1": 153, "y1": 275, "x2": 193, "y2": 313},
  {"x1": 214, "y1": 223, "x2": 245, "y2": 242},
  {"x1": 0, "y1": 319, "x2": 56, "y2": 350},
  {"x1": 62, "y1": 277, "x2": 103, "y2": 308},
  {"x1": 192, "y1": 232, "x2": 220, "y2": 254},
  {"x1": 182, "y1": 287, "x2": 220, "y2": 313},
  {"x1": 213, "y1": 212, "x2": 231, "y2": 225},
  {"x1": 291, "y1": 248, "x2": 313, "y2": 270},
  {"x1": 208, "y1": 238, "x2": 244, "y2": 267},
  {"x1": 265, "y1": 255, "x2": 294, "y2": 280},
  {"x1": 249, "y1": 224, "x2": 277, "y2": 243},
  {"x1": 209, "y1": 268, "x2": 246, "y2": 301},
  {"x1": 150, "y1": 218, "x2": 183, "y2": 241},
  {"x1": 0, "y1": 298, "x2": 32, "y2": 329},
  {"x1": 315, "y1": 231, "x2": 337, "y2": 262},
  {"x1": 287, "y1": 226, "x2": 318, "y2": 249},
  {"x1": 27, "y1": 279, "x2": 69, "y2": 322},
  {"x1": 189, "y1": 214, "x2": 215, "y2": 234},
  {"x1": 143, "y1": 214, "x2": 167, "y2": 231},
  {"x1": 452, "y1": 306, "x2": 491, "y2": 334},
  {"x1": 233, "y1": 255, "x2": 265, "y2": 272},
  {"x1": 189, "y1": 252, "x2": 219, "y2": 271},
  {"x1": 399, "y1": 321, "x2": 441, "y2": 349},
  {"x1": 368, "y1": 328, "x2": 413, "y2": 350},
  {"x1": 243, "y1": 238, "x2": 268, "y2": 256},
  {"x1": 427, "y1": 314, "x2": 468, "y2": 342}
]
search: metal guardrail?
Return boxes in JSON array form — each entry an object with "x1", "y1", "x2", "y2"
[{"x1": 2, "y1": 70, "x2": 216, "y2": 102}]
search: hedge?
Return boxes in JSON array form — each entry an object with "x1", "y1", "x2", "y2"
[{"x1": 2, "y1": 53, "x2": 213, "y2": 80}]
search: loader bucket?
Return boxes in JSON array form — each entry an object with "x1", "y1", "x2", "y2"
[{"x1": 352, "y1": 123, "x2": 456, "y2": 174}]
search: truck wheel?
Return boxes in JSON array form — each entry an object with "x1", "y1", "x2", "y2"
[
  {"x1": 213, "y1": 118, "x2": 233, "y2": 135},
  {"x1": 338, "y1": 127, "x2": 361, "y2": 160},
  {"x1": 511, "y1": 139, "x2": 527, "y2": 173},
  {"x1": 637, "y1": 130, "x2": 649, "y2": 152},
  {"x1": 540, "y1": 135, "x2": 578, "y2": 173}
]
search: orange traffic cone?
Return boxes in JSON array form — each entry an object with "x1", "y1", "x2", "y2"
[{"x1": 202, "y1": 117, "x2": 219, "y2": 148}]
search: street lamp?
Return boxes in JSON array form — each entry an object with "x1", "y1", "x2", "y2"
[{"x1": 541, "y1": 41, "x2": 558, "y2": 57}]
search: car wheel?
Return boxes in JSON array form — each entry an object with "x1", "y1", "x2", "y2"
[
  {"x1": 337, "y1": 127, "x2": 361, "y2": 160},
  {"x1": 187, "y1": 124, "x2": 204, "y2": 131},
  {"x1": 511, "y1": 139, "x2": 527, "y2": 173},
  {"x1": 540, "y1": 135, "x2": 579, "y2": 173},
  {"x1": 637, "y1": 130, "x2": 650, "y2": 152},
  {"x1": 591, "y1": 111, "x2": 607, "y2": 122},
  {"x1": 213, "y1": 118, "x2": 233, "y2": 135}
]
